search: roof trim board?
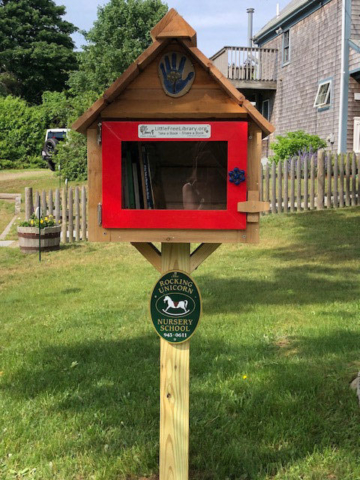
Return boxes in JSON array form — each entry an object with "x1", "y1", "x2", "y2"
[{"x1": 72, "y1": 9, "x2": 274, "y2": 137}]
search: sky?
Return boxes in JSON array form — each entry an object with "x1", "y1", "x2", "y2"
[{"x1": 55, "y1": 0, "x2": 289, "y2": 57}]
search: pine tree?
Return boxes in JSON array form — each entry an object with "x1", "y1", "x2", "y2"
[{"x1": 0, "y1": 0, "x2": 78, "y2": 103}]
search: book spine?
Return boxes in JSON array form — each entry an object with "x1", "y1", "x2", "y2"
[
  {"x1": 132, "y1": 162, "x2": 141, "y2": 209},
  {"x1": 143, "y1": 151, "x2": 153, "y2": 209},
  {"x1": 139, "y1": 145, "x2": 148, "y2": 209},
  {"x1": 126, "y1": 150, "x2": 135, "y2": 209}
]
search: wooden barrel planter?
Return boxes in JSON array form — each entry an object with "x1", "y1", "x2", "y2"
[{"x1": 17, "y1": 226, "x2": 61, "y2": 254}]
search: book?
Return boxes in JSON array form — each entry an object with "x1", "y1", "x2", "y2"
[
  {"x1": 132, "y1": 162, "x2": 141, "y2": 209},
  {"x1": 138, "y1": 144, "x2": 148, "y2": 209},
  {"x1": 142, "y1": 150, "x2": 154, "y2": 209},
  {"x1": 126, "y1": 149, "x2": 136, "y2": 209}
]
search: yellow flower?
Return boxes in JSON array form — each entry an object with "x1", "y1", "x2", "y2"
[
  {"x1": 45, "y1": 217, "x2": 48, "y2": 221},
  {"x1": 40, "y1": 219, "x2": 44, "y2": 224},
  {"x1": 242, "y1": 375, "x2": 247, "y2": 380},
  {"x1": 30, "y1": 220, "x2": 34, "y2": 225},
  {"x1": 58, "y1": 220, "x2": 61, "y2": 224}
]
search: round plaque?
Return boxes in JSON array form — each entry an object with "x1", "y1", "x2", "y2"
[{"x1": 150, "y1": 270, "x2": 202, "y2": 343}]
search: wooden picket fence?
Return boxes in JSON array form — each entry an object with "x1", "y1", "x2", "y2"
[
  {"x1": 25, "y1": 186, "x2": 87, "y2": 243},
  {"x1": 260, "y1": 151, "x2": 360, "y2": 213},
  {"x1": 23, "y1": 151, "x2": 359, "y2": 244}
]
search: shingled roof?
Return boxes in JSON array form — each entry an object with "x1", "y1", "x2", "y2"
[{"x1": 72, "y1": 9, "x2": 274, "y2": 137}]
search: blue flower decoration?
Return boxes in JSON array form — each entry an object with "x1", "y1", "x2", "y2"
[{"x1": 229, "y1": 168, "x2": 246, "y2": 186}]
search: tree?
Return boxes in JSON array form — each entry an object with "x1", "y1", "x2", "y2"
[
  {"x1": 270, "y1": 131, "x2": 327, "y2": 163},
  {"x1": 0, "y1": 0, "x2": 78, "y2": 103},
  {"x1": 68, "y1": 0, "x2": 168, "y2": 96}
]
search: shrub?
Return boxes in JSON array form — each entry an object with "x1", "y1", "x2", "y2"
[{"x1": 270, "y1": 130, "x2": 327, "y2": 163}]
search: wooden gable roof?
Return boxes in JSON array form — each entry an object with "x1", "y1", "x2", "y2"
[{"x1": 72, "y1": 9, "x2": 274, "y2": 137}]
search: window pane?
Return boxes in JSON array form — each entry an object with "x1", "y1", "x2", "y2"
[
  {"x1": 315, "y1": 82, "x2": 331, "y2": 106},
  {"x1": 121, "y1": 141, "x2": 228, "y2": 210}
]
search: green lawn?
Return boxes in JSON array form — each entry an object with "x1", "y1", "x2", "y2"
[
  {"x1": 1, "y1": 209, "x2": 360, "y2": 479},
  {"x1": 0, "y1": 169, "x2": 85, "y2": 198},
  {"x1": 0, "y1": 200, "x2": 15, "y2": 234}
]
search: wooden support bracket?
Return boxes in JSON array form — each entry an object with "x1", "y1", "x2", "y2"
[
  {"x1": 131, "y1": 242, "x2": 162, "y2": 272},
  {"x1": 132, "y1": 242, "x2": 221, "y2": 274},
  {"x1": 237, "y1": 190, "x2": 269, "y2": 223},
  {"x1": 190, "y1": 243, "x2": 221, "y2": 272}
]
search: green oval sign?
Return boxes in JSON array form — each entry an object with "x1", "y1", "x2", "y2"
[{"x1": 150, "y1": 270, "x2": 202, "y2": 343}]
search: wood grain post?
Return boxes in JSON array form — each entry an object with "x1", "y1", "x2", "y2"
[
  {"x1": 296, "y1": 157, "x2": 301, "y2": 211},
  {"x1": 81, "y1": 186, "x2": 87, "y2": 241},
  {"x1": 68, "y1": 187, "x2": 74, "y2": 243},
  {"x1": 351, "y1": 154, "x2": 356, "y2": 206},
  {"x1": 265, "y1": 162, "x2": 270, "y2": 213},
  {"x1": 284, "y1": 160, "x2": 288, "y2": 213},
  {"x1": 277, "y1": 161, "x2": 282, "y2": 213},
  {"x1": 41, "y1": 190, "x2": 47, "y2": 215},
  {"x1": 333, "y1": 155, "x2": 338, "y2": 208},
  {"x1": 271, "y1": 161, "x2": 276, "y2": 214},
  {"x1": 25, "y1": 187, "x2": 33, "y2": 221},
  {"x1": 317, "y1": 151, "x2": 325, "y2": 210},
  {"x1": 327, "y1": 154, "x2": 332, "y2": 209},
  {"x1": 61, "y1": 187, "x2": 67, "y2": 243},
  {"x1": 49, "y1": 190, "x2": 54, "y2": 217},
  {"x1": 259, "y1": 164, "x2": 263, "y2": 202},
  {"x1": 75, "y1": 187, "x2": 80, "y2": 241},
  {"x1": 339, "y1": 154, "x2": 345, "y2": 208},
  {"x1": 35, "y1": 191, "x2": 40, "y2": 212},
  {"x1": 160, "y1": 243, "x2": 190, "y2": 480},
  {"x1": 55, "y1": 188, "x2": 60, "y2": 224},
  {"x1": 310, "y1": 155, "x2": 315, "y2": 210},
  {"x1": 345, "y1": 153, "x2": 350, "y2": 206},
  {"x1": 290, "y1": 158, "x2": 295, "y2": 212},
  {"x1": 304, "y1": 155, "x2": 308, "y2": 211}
]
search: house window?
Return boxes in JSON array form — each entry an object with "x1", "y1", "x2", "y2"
[
  {"x1": 314, "y1": 80, "x2": 331, "y2": 108},
  {"x1": 282, "y1": 30, "x2": 290, "y2": 65},
  {"x1": 262, "y1": 99, "x2": 270, "y2": 121}
]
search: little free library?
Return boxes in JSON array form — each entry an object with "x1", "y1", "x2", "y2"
[{"x1": 73, "y1": 8, "x2": 273, "y2": 480}]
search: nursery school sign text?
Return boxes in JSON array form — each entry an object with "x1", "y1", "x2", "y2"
[{"x1": 150, "y1": 270, "x2": 202, "y2": 343}]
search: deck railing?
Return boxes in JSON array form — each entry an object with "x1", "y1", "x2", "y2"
[{"x1": 211, "y1": 46, "x2": 278, "y2": 82}]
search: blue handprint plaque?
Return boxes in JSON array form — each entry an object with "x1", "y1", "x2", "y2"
[{"x1": 158, "y1": 52, "x2": 195, "y2": 98}]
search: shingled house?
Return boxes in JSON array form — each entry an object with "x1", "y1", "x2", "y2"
[{"x1": 211, "y1": 0, "x2": 360, "y2": 155}]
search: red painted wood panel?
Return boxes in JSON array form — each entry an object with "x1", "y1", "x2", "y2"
[{"x1": 102, "y1": 121, "x2": 247, "y2": 230}]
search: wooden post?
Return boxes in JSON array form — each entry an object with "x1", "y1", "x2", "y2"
[
  {"x1": 351, "y1": 154, "x2": 356, "y2": 206},
  {"x1": 284, "y1": 160, "x2": 288, "y2": 213},
  {"x1": 55, "y1": 189, "x2": 60, "y2": 224},
  {"x1": 296, "y1": 157, "x2": 301, "y2": 211},
  {"x1": 327, "y1": 154, "x2": 332, "y2": 209},
  {"x1": 49, "y1": 190, "x2": 54, "y2": 217},
  {"x1": 333, "y1": 155, "x2": 338, "y2": 208},
  {"x1": 304, "y1": 155, "x2": 308, "y2": 211},
  {"x1": 68, "y1": 187, "x2": 74, "y2": 243},
  {"x1": 277, "y1": 161, "x2": 282, "y2": 213},
  {"x1": 317, "y1": 151, "x2": 325, "y2": 210},
  {"x1": 290, "y1": 158, "x2": 295, "y2": 212},
  {"x1": 345, "y1": 153, "x2": 350, "y2": 206},
  {"x1": 25, "y1": 187, "x2": 33, "y2": 221},
  {"x1": 339, "y1": 154, "x2": 345, "y2": 208},
  {"x1": 41, "y1": 190, "x2": 47, "y2": 215},
  {"x1": 75, "y1": 187, "x2": 80, "y2": 242},
  {"x1": 310, "y1": 155, "x2": 315, "y2": 210},
  {"x1": 265, "y1": 162, "x2": 270, "y2": 212},
  {"x1": 61, "y1": 187, "x2": 67, "y2": 243},
  {"x1": 81, "y1": 186, "x2": 87, "y2": 241},
  {"x1": 271, "y1": 161, "x2": 276, "y2": 214},
  {"x1": 160, "y1": 243, "x2": 190, "y2": 480}
]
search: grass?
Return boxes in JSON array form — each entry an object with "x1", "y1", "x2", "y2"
[
  {"x1": 0, "y1": 169, "x2": 86, "y2": 198},
  {"x1": 0, "y1": 200, "x2": 15, "y2": 234},
  {"x1": 1, "y1": 208, "x2": 360, "y2": 479}
]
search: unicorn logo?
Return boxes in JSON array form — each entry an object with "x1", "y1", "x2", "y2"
[{"x1": 162, "y1": 295, "x2": 190, "y2": 316}]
